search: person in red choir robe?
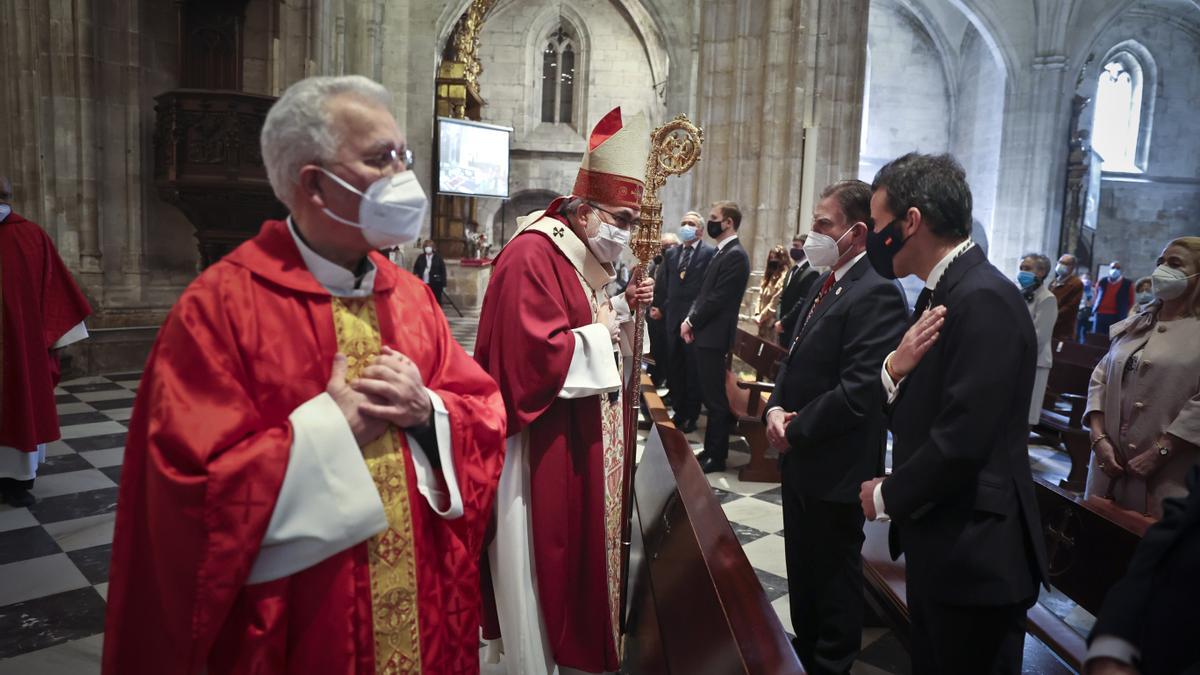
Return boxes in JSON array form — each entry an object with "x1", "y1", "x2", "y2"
[
  {"x1": 475, "y1": 107, "x2": 655, "y2": 675},
  {"x1": 0, "y1": 175, "x2": 92, "y2": 507},
  {"x1": 102, "y1": 76, "x2": 506, "y2": 675}
]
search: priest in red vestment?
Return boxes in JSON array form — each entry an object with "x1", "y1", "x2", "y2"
[
  {"x1": 0, "y1": 176, "x2": 92, "y2": 507},
  {"x1": 102, "y1": 76, "x2": 506, "y2": 675},
  {"x1": 475, "y1": 107, "x2": 655, "y2": 674}
]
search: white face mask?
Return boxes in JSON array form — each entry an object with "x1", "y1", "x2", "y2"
[
  {"x1": 424, "y1": 246, "x2": 433, "y2": 255},
  {"x1": 1151, "y1": 264, "x2": 1200, "y2": 301},
  {"x1": 0, "y1": 204, "x2": 10, "y2": 222},
  {"x1": 320, "y1": 168, "x2": 428, "y2": 248},
  {"x1": 1109, "y1": 268, "x2": 1122, "y2": 282},
  {"x1": 803, "y1": 224, "x2": 857, "y2": 269},
  {"x1": 587, "y1": 212, "x2": 630, "y2": 263},
  {"x1": 1055, "y1": 263, "x2": 1070, "y2": 278}
]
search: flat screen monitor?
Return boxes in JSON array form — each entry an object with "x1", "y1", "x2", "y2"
[{"x1": 436, "y1": 117, "x2": 512, "y2": 199}]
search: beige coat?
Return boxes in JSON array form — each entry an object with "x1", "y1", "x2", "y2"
[
  {"x1": 1084, "y1": 311, "x2": 1200, "y2": 518},
  {"x1": 1027, "y1": 284, "x2": 1058, "y2": 424}
]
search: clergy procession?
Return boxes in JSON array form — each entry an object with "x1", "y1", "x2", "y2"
[{"x1": 3, "y1": 1, "x2": 1200, "y2": 675}]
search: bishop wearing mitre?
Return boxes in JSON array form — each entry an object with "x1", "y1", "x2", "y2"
[{"x1": 475, "y1": 107, "x2": 656, "y2": 675}]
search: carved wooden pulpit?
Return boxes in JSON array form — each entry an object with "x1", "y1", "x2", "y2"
[{"x1": 153, "y1": 0, "x2": 285, "y2": 269}]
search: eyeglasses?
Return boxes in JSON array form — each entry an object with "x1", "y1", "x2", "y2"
[
  {"x1": 363, "y1": 147, "x2": 414, "y2": 171},
  {"x1": 589, "y1": 202, "x2": 640, "y2": 230}
]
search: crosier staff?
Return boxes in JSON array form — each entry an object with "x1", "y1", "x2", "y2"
[{"x1": 618, "y1": 114, "x2": 703, "y2": 637}]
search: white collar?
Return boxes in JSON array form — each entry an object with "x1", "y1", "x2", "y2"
[
  {"x1": 716, "y1": 234, "x2": 739, "y2": 251},
  {"x1": 287, "y1": 217, "x2": 376, "y2": 297},
  {"x1": 925, "y1": 240, "x2": 974, "y2": 291},
  {"x1": 833, "y1": 251, "x2": 867, "y2": 282}
]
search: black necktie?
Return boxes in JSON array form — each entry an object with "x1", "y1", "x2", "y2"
[
  {"x1": 681, "y1": 246, "x2": 693, "y2": 272},
  {"x1": 913, "y1": 287, "x2": 933, "y2": 320}
]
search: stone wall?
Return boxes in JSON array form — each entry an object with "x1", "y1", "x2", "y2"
[
  {"x1": 859, "y1": 0, "x2": 951, "y2": 180},
  {"x1": 1094, "y1": 179, "x2": 1200, "y2": 280}
]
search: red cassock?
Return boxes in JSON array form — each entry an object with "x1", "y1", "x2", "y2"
[
  {"x1": 0, "y1": 212, "x2": 92, "y2": 451},
  {"x1": 102, "y1": 220, "x2": 505, "y2": 674},
  {"x1": 474, "y1": 211, "x2": 619, "y2": 672}
]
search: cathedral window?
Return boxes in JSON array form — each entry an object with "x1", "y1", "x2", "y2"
[
  {"x1": 1092, "y1": 46, "x2": 1154, "y2": 173},
  {"x1": 541, "y1": 25, "x2": 577, "y2": 125}
]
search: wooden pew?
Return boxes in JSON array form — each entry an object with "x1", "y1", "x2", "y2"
[
  {"x1": 639, "y1": 371, "x2": 675, "y2": 430},
  {"x1": 1036, "y1": 340, "x2": 1107, "y2": 491},
  {"x1": 625, "y1": 424, "x2": 804, "y2": 674},
  {"x1": 1034, "y1": 476, "x2": 1151, "y2": 614},
  {"x1": 725, "y1": 329, "x2": 787, "y2": 483}
]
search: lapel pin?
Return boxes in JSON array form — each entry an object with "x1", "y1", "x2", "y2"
[{"x1": 835, "y1": 287, "x2": 843, "y2": 296}]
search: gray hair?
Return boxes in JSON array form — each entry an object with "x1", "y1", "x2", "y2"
[
  {"x1": 1022, "y1": 252, "x2": 1052, "y2": 281},
  {"x1": 260, "y1": 75, "x2": 392, "y2": 209}
]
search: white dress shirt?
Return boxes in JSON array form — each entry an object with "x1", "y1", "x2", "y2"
[{"x1": 874, "y1": 239, "x2": 975, "y2": 521}]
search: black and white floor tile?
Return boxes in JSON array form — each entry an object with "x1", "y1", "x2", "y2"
[{"x1": 0, "y1": 315, "x2": 1088, "y2": 674}]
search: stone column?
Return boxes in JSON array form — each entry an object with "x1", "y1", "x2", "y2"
[{"x1": 691, "y1": 0, "x2": 868, "y2": 266}]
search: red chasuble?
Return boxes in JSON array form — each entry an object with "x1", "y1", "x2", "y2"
[
  {"x1": 0, "y1": 212, "x2": 92, "y2": 451},
  {"x1": 102, "y1": 220, "x2": 505, "y2": 675},
  {"x1": 474, "y1": 209, "x2": 619, "y2": 672}
]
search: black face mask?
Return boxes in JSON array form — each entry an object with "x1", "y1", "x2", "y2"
[
  {"x1": 706, "y1": 219, "x2": 724, "y2": 239},
  {"x1": 789, "y1": 247, "x2": 805, "y2": 262},
  {"x1": 766, "y1": 259, "x2": 781, "y2": 271},
  {"x1": 866, "y1": 217, "x2": 908, "y2": 280}
]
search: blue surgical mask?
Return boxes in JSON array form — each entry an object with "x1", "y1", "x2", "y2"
[
  {"x1": 1136, "y1": 291, "x2": 1154, "y2": 305},
  {"x1": 1017, "y1": 271, "x2": 1037, "y2": 289},
  {"x1": 678, "y1": 224, "x2": 697, "y2": 242}
]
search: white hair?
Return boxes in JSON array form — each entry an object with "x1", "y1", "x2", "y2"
[{"x1": 260, "y1": 75, "x2": 392, "y2": 209}]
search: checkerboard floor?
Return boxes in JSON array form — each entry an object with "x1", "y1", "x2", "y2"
[{"x1": 0, "y1": 314, "x2": 1086, "y2": 674}]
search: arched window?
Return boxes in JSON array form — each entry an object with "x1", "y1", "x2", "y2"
[
  {"x1": 541, "y1": 25, "x2": 576, "y2": 125},
  {"x1": 1091, "y1": 44, "x2": 1155, "y2": 173}
]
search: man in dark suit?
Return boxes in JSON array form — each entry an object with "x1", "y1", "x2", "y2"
[
  {"x1": 859, "y1": 153, "x2": 1049, "y2": 674},
  {"x1": 412, "y1": 238, "x2": 447, "y2": 303},
  {"x1": 646, "y1": 233, "x2": 679, "y2": 388},
  {"x1": 773, "y1": 233, "x2": 821, "y2": 344},
  {"x1": 1084, "y1": 465, "x2": 1200, "y2": 675},
  {"x1": 681, "y1": 201, "x2": 750, "y2": 473},
  {"x1": 651, "y1": 211, "x2": 716, "y2": 432},
  {"x1": 764, "y1": 181, "x2": 908, "y2": 674}
]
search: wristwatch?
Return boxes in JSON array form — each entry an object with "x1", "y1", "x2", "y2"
[{"x1": 1156, "y1": 441, "x2": 1170, "y2": 457}]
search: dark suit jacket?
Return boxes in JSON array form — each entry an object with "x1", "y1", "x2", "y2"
[
  {"x1": 412, "y1": 253, "x2": 447, "y2": 289},
  {"x1": 776, "y1": 261, "x2": 821, "y2": 339},
  {"x1": 1088, "y1": 466, "x2": 1200, "y2": 675},
  {"x1": 687, "y1": 238, "x2": 750, "y2": 351},
  {"x1": 653, "y1": 241, "x2": 717, "y2": 334},
  {"x1": 766, "y1": 257, "x2": 908, "y2": 502},
  {"x1": 882, "y1": 245, "x2": 1049, "y2": 607}
]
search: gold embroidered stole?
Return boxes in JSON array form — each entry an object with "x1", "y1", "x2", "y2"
[
  {"x1": 330, "y1": 297, "x2": 422, "y2": 673},
  {"x1": 570, "y1": 271, "x2": 626, "y2": 652}
]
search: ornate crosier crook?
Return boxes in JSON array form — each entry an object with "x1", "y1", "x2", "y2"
[{"x1": 618, "y1": 113, "x2": 703, "y2": 636}]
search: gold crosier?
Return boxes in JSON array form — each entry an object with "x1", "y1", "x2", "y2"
[
  {"x1": 617, "y1": 114, "x2": 703, "y2": 638},
  {"x1": 330, "y1": 297, "x2": 424, "y2": 673}
]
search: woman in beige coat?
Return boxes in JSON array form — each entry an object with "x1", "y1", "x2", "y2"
[
  {"x1": 1019, "y1": 253, "x2": 1059, "y2": 425},
  {"x1": 753, "y1": 245, "x2": 790, "y2": 340},
  {"x1": 1085, "y1": 237, "x2": 1200, "y2": 518}
]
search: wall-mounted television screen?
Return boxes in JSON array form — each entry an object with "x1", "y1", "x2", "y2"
[{"x1": 436, "y1": 117, "x2": 512, "y2": 199}]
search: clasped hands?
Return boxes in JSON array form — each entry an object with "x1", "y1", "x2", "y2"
[
  {"x1": 1093, "y1": 435, "x2": 1170, "y2": 480},
  {"x1": 765, "y1": 409, "x2": 796, "y2": 453},
  {"x1": 326, "y1": 345, "x2": 432, "y2": 447}
]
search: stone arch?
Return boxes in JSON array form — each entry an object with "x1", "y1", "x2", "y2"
[
  {"x1": 945, "y1": 0, "x2": 1017, "y2": 90},
  {"x1": 487, "y1": 188, "x2": 560, "y2": 244}
]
